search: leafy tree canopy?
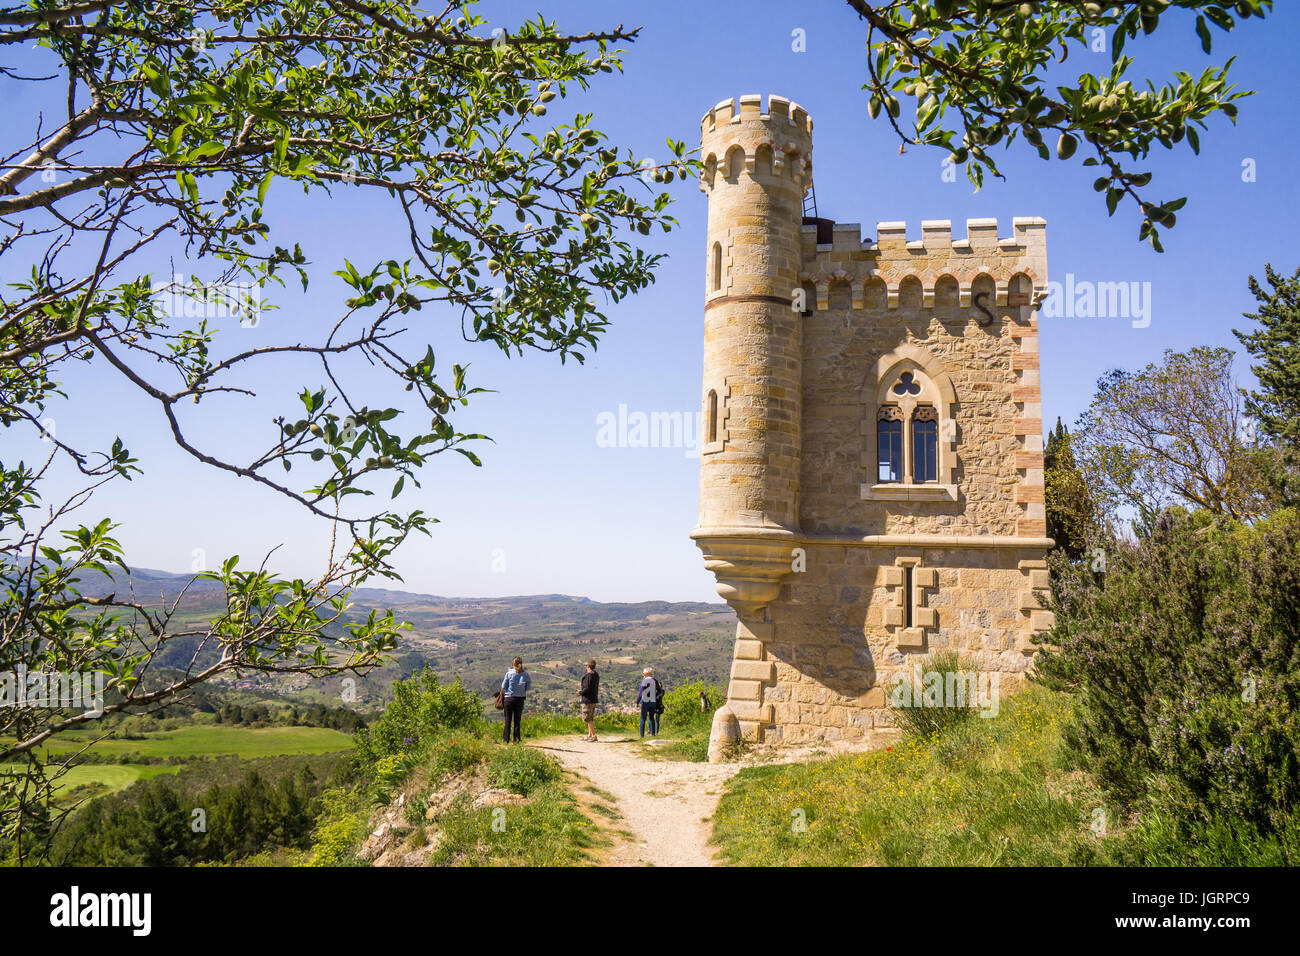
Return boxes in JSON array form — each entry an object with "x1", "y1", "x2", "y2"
[
  {"x1": 1074, "y1": 345, "x2": 1275, "y2": 530},
  {"x1": 848, "y1": 0, "x2": 1271, "y2": 251},
  {"x1": 1235, "y1": 264, "x2": 1300, "y2": 457},
  {"x1": 0, "y1": 0, "x2": 694, "y2": 861}
]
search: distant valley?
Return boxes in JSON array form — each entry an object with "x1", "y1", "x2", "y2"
[{"x1": 79, "y1": 569, "x2": 737, "y2": 713}]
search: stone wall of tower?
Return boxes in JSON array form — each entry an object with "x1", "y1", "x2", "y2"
[
  {"x1": 738, "y1": 544, "x2": 1048, "y2": 746},
  {"x1": 797, "y1": 217, "x2": 1048, "y2": 539}
]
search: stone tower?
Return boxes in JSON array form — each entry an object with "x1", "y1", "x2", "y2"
[{"x1": 693, "y1": 94, "x2": 1054, "y2": 761}]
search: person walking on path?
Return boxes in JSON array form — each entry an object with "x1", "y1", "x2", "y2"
[
  {"x1": 636, "y1": 667, "x2": 663, "y2": 738},
  {"x1": 500, "y1": 657, "x2": 531, "y2": 744},
  {"x1": 578, "y1": 660, "x2": 600, "y2": 742}
]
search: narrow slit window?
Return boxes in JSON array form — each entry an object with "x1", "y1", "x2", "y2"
[
  {"x1": 878, "y1": 408, "x2": 903, "y2": 483},
  {"x1": 904, "y1": 566, "x2": 914, "y2": 629},
  {"x1": 711, "y1": 242, "x2": 722, "y2": 292},
  {"x1": 706, "y1": 390, "x2": 718, "y2": 444}
]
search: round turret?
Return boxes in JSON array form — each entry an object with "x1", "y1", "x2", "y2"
[
  {"x1": 693, "y1": 94, "x2": 812, "y2": 615},
  {"x1": 696, "y1": 94, "x2": 811, "y2": 534}
]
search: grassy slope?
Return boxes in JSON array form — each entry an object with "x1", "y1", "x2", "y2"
[
  {"x1": 426, "y1": 777, "x2": 600, "y2": 867},
  {"x1": 711, "y1": 687, "x2": 1109, "y2": 866},
  {"x1": 311, "y1": 720, "x2": 611, "y2": 867}
]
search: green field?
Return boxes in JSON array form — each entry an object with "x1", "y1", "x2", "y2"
[
  {"x1": 1, "y1": 763, "x2": 181, "y2": 796},
  {"x1": 10, "y1": 724, "x2": 354, "y2": 760},
  {"x1": 2, "y1": 724, "x2": 355, "y2": 808}
]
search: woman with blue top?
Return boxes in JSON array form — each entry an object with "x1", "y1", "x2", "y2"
[
  {"x1": 636, "y1": 667, "x2": 663, "y2": 738},
  {"x1": 500, "y1": 657, "x2": 531, "y2": 744}
]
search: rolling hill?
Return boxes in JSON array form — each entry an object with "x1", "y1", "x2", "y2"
[{"x1": 72, "y1": 568, "x2": 738, "y2": 712}]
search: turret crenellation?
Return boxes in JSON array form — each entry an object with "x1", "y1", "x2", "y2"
[
  {"x1": 700, "y1": 93, "x2": 813, "y2": 139},
  {"x1": 699, "y1": 94, "x2": 813, "y2": 196}
]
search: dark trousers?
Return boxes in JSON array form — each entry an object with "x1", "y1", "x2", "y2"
[
  {"x1": 639, "y1": 701, "x2": 659, "y2": 737},
  {"x1": 503, "y1": 695, "x2": 525, "y2": 742}
]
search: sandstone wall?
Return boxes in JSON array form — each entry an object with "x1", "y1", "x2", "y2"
[{"x1": 726, "y1": 543, "x2": 1047, "y2": 745}]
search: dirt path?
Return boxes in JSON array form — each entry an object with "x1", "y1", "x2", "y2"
[{"x1": 530, "y1": 735, "x2": 740, "y2": 867}]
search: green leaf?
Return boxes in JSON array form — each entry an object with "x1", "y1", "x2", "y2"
[
  {"x1": 187, "y1": 141, "x2": 225, "y2": 162},
  {"x1": 1196, "y1": 15, "x2": 1213, "y2": 53},
  {"x1": 1204, "y1": 6, "x2": 1235, "y2": 30}
]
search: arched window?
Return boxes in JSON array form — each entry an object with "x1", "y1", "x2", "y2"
[
  {"x1": 877, "y1": 406, "x2": 904, "y2": 483},
  {"x1": 912, "y1": 406, "x2": 938, "y2": 483},
  {"x1": 711, "y1": 242, "x2": 722, "y2": 292},
  {"x1": 706, "y1": 389, "x2": 718, "y2": 444},
  {"x1": 861, "y1": 352, "x2": 958, "y2": 502}
]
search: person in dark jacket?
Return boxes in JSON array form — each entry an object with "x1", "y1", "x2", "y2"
[
  {"x1": 636, "y1": 667, "x2": 663, "y2": 738},
  {"x1": 500, "y1": 657, "x2": 531, "y2": 744},
  {"x1": 578, "y1": 660, "x2": 600, "y2": 742}
]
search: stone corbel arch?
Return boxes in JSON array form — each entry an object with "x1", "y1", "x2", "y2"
[{"x1": 860, "y1": 343, "x2": 959, "y2": 502}]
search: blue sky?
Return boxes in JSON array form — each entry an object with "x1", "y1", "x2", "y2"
[{"x1": 3, "y1": 1, "x2": 1297, "y2": 603}]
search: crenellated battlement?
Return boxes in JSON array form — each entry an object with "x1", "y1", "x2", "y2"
[
  {"x1": 699, "y1": 94, "x2": 814, "y2": 193},
  {"x1": 797, "y1": 216, "x2": 1048, "y2": 309},
  {"x1": 700, "y1": 93, "x2": 814, "y2": 138}
]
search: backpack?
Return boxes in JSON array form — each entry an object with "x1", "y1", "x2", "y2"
[{"x1": 654, "y1": 679, "x2": 665, "y2": 714}]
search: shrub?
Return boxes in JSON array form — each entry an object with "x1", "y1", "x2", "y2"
[
  {"x1": 371, "y1": 752, "x2": 417, "y2": 801},
  {"x1": 1104, "y1": 807, "x2": 1300, "y2": 866},
  {"x1": 308, "y1": 785, "x2": 372, "y2": 867},
  {"x1": 1038, "y1": 507, "x2": 1300, "y2": 854},
  {"x1": 353, "y1": 667, "x2": 484, "y2": 772},
  {"x1": 486, "y1": 746, "x2": 562, "y2": 797},
  {"x1": 427, "y1": 735, "x2": 490, "y2": 781},
  {"x1": 660, "y1": 680, "x2": 725, "y2": 731},
  {"x1": 888, "y1": 651, "x2": 976, "y2": 739}
]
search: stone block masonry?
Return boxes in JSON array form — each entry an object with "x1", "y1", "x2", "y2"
[{"x1": 692, "y1": 94, "x2": 1054, "y2": 761}]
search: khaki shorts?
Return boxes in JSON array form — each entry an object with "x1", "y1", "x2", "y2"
[{"x1": 581, "y1": 701, "x2": 596, "y2": 722}]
